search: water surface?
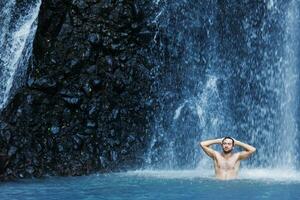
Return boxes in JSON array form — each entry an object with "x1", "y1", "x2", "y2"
[{"x1": 1, "y1": 169, "x2": 299, "y2": 200}]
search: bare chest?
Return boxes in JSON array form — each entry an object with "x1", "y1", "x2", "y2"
[{"x1": 214, "y1": 155, "x2": 239, "y2": 170}]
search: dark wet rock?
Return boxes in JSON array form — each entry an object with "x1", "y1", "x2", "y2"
[
  {"x1": 0, "y1": 154, "x2": 9, "y2": 176},
  {"x1": 85, "y1": 65, "x2": 97, "y2": 74},
  {"x1": 87, "y1": 33, "x2": 101, "y2": 45},
  {"x1": 0, "y1": 0, "x2": 155, "y2": 180},
  {"x1": 50, "y1": 126, "x2": 60, "y2": 134},
  {"x1": 91, "y1": 79, "x2": 102, "y2": 89},
  {"x1": 127, "y1": 135, "x2": 136, "y2": 143},
  {"x1": 7, "y1": 146, "x2": 17, "y2": 157},
  {"x1": 30, "y1": 76, "x2": 57, "y2": 91},
  {"x1": 82, "y1": 83, "x2": 93, "y2": 96},
  {"x1": 86, "y1": 120, "x2": 96, "y2": 128},
  {"x1": 63, "y1": 97, "x2": 81, "y2": 106}
]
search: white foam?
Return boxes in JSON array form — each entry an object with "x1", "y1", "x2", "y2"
[
  {"x1": 124, "y1": 169, "x2": 215, "y2": 180},
  {"x1": 123, "y1": 168, "x2": 300, "y2": 182},
  {"x1": 239, "y1": 168, "x2": 300, "y2": 182}
]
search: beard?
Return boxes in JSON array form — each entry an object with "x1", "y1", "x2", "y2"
[{"x1": 223, "y1": 148, "x2": 233, "y2": 154}]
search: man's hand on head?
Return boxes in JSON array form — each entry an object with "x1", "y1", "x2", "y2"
[
  {"x1": 231, "y1": 137, "x2": 237, "y2": 143},
  {"x1": 218, "y1": 138, "x2": 224, "y2": 144}
]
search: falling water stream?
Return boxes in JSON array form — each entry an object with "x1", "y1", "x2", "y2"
[
  {"x1": 0, "y1": 0, "x2": 41, "y2": 109},
  {"x1": 145, "y1": 0, "x2": 300, "y2": 172}
]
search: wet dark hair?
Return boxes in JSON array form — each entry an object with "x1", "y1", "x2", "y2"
[{"x1": 222, "y1": 136, "x2": 234, "y2": 146}]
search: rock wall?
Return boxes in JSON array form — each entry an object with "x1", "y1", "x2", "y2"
[{"x1": 0, "y1": 0, "x2": 156, "y2": 180}]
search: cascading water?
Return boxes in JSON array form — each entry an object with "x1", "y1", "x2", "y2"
[
  {"x1": 145, "y1": 0, "x2": 234, "y2": 169},
  {"x1": 0, "y1": 0, "x2": 41, "y2": 110},
  {"x1": 145, "y1": 0, "x2": 300, "y2": 171},
  {"x1": 276, "y1": 0, "x2": 299, "y2": 169}
]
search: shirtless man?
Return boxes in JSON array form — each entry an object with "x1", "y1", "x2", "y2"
[{"x1": 199, "y1": 137, "x2": 256, "y2": 180}]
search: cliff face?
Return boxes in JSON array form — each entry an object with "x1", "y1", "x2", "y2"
[{"x1": 0, "y1": 0, "x2": 156, "y2": 179}]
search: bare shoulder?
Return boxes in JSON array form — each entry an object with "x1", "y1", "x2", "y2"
[
  {"x1": 233, "y1": 152, "x2": 240, "y2": 157},
  {"x1": 233, "y1": 152, "x2": 241, "y2": 160},
  {"x1": 214, "y1": 151, "x2": 222, "y2": 159}
]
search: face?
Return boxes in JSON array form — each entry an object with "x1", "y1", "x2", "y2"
[{"x1": 222, "y1": 138, "x2": 234, "y2": 154}]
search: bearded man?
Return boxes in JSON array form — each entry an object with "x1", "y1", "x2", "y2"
[{"x1": 200, "y1": 137, "x2": 256, "y2": 180}]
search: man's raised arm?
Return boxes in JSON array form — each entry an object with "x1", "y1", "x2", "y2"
[
  {"x1": 199, "y1": 138, "x2": 222, "y2": 158},
  {"x1": 234, "y1": 139, "x2": 256, "y2": 160}
]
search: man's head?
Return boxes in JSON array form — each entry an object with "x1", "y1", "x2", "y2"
[{"x1": 221, "y1": 136, "x2": 234, "y2": 154}]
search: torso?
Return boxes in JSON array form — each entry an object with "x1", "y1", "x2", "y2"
[{"x1": 213, "y1": 152, "x2": 240, "y2": 180}]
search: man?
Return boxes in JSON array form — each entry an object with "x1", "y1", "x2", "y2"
[{"x1": 199, "y1": 137, "x2": 256, "y2": 180}]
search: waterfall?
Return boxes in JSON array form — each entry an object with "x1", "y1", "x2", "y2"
[
  {"x1": 0, "y1": 0, "x2": 41, "y2": 109},
  {"x1": 146, "y1": 0, "x2": 299, "y2": 170},
  {"x1": 277, "y1": 0, "x2": 299, "y2": 169},
  {"x1": 145, "y1": 0, "x2": 232, "y2": 169}
]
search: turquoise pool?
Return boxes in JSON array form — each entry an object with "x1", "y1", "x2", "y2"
[{"x1": 0, "y1": 169, "x2": 299, "y2": 200}]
